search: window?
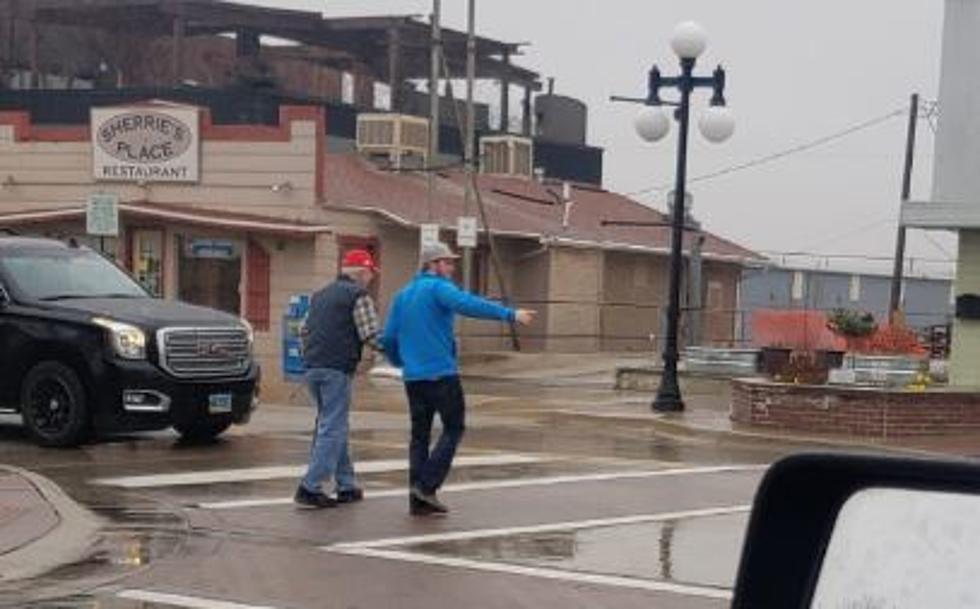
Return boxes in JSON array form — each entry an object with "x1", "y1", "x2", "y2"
[
  {"x1": 792, "y1": 271, "x2": 805, "y2": 301},
  {"x1": 1, "y1": 250, "x2": 147, "y2": 300},
  {"x1": 131, "y1": 229, "x2": 164, "y2": 297},
  {"x1": 342, "y1": 72, "x2": 355, "y2": 105},
  {"x1": 849, "y1": 275, "x2": 861, "y2": 302}
]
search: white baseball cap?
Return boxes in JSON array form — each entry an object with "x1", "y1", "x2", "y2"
[{"x1": 420, "y1": 241, "x2": 461, "y2": 266}]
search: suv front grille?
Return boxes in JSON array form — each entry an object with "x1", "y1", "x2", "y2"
[{"x1": 157, "y1": 327, "x2": 251, "y2": 379}]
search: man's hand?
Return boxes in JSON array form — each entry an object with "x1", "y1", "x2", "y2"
[{"x1": 514, "y1": 309, "x2": 536, "y2": 326}]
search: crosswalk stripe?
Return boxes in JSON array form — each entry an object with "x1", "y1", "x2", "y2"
[
  {"x1": 117, "y1": 589, "x2": 280, "y2": 609},
  {"x1": 92, "y1": 454, "x2": 547, "y2": 489},
  {"x1": 196, "y1": 465, "x2": 766, "y2": 510},
  {"x1": 329, "y1": 504, "x2": 752, "y2": 549},
  {"x1": 327, "y1": 548, "x2": 734, "y2": 600},
  {"x1": 325, "y1": 505, "x2": 750, "y2": 600}
]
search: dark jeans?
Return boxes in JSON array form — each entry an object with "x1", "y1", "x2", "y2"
[{"x1": 405, "y1": 376, "x2": 466, "y2": 494}]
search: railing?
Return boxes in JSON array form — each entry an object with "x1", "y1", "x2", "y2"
[{"x1": 453, "y1": 299, "x2": 954, "y2": 357}]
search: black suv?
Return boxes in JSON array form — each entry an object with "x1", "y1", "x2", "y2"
[{"x1": 0, "y1": 236, "x2": 259, "y2": 446}]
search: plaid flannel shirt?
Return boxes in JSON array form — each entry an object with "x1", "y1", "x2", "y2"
[{"x1": 353, "y1": 294, "x2": 383, "y2": 351}]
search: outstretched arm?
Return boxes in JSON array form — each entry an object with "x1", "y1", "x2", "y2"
[{"x1": 434, "y1": 281, "x2": 515, "y2": 321}]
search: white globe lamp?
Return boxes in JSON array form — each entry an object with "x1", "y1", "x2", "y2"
[
  {"x1": 634, "y1": 106, "x2": 671, "y2": 142},
  {"x1": 698, "y1": 105, "x2": 735, "y2": 143},
  {"x1": 670, "y1": 21, "x2": 708, "y2": 59}
]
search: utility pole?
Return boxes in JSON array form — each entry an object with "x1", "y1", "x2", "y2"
[
  {"x1": 889, "y1": 93, "x2": 919, "y2": 323},
  {"x1": 461, "y1": 0, "x2": 477, "y2": 291},
  {"x1": 427, "y1": 0, "x2": 442, "y2": 223}
]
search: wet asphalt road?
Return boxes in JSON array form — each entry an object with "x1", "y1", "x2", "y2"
[{"x1": 0, "y1": 377, "x2": 823, "y2": 609}]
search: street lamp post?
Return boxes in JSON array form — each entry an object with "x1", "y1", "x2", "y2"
[{"x1": 613, "y1": 21, "x2": 734, "y2": 412}]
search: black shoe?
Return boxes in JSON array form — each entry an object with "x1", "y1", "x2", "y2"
[
  {"x1": 409, "y1": 495, "x2": 447, "y2": 517},
  {"x1": 294, "y1": 486, "x2": 337, "y2": 509},
  {"x1": 410, "y1": 485, "x2": 449, "y2": 514},
  {"x1": 336, "y1": 487, "x2": 364, "y2": 504}
]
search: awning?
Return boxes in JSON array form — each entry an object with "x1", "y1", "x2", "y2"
[{"x1": 0, "y1": 202, "x2": 332, "y2": 237}]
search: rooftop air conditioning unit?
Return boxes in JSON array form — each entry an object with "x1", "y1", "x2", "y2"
[
  {"x1": 356, "y1": 113, "x2": 430, "y2": 169},
  {"x1": 480, "y1": 135, "x2": 533, "y2": 178}
]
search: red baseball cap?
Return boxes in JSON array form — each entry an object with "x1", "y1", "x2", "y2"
[{"x1": 342, "y1": 249, "x2": 379, "y2": 272}]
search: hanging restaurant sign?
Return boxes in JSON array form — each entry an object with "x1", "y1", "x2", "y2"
[{"x1": 91, "y1": 106, "x2": 200, "y2": 183}]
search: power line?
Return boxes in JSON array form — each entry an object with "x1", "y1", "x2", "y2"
[
  {"x1": 798, "y1": 216, "x2": 896, "y2": 252},
  {"x1": 628, "y1": 107, "x2": 908, "y2": 197}
]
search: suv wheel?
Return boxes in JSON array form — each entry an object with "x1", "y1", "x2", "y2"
[
  {"x1": 21, "y1": 362, "x2": 90, "y2": 447},
  {"x1": 174, "y1": 417, "x2": 233, "y2": 443}
]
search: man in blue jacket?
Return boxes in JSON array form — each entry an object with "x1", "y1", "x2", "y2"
[{"x1": 383, "y1": 241, "x2": 534, "y2": 516}]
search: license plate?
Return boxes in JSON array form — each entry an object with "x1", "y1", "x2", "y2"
[{"x1": 208, "y1": 393, "x2": 233, "y2": 414}]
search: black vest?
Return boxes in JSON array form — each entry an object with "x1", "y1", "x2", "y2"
[{"x1": 302, "y1": 276, "x2": 366, "y2": 373}]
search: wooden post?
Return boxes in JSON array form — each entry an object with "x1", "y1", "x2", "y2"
[
  {"x1": 521, "y1": 84, "x2": 532, "y2": 136},
  {"x1": 28, "y1": 18, "x2": 38, "y2": 88},
  {"x1": 499, "y1": 51, "x2": 510, "y2": 132},
  {"x1": 387, "y1": 26, "x2": 401, "y2": 112},
  {"x1": 172, "y1": 15, "x2": 185, "y2": 84}
]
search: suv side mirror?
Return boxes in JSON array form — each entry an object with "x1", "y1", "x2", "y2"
[
  {"x1": 732, "y1": 453, "x2": 980, "y2": 608},
  {"x1": 0, "y1": 283, "x2": 9, "y2": 307}
]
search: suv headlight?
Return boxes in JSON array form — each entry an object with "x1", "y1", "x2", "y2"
[{"x1": 93, "y1": 317, "x2": 147, "y2": 360}]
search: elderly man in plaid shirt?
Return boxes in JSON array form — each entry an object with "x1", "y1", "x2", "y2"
[{"x1": 295, "y1": 249, "x2": 382, "y2": 509}]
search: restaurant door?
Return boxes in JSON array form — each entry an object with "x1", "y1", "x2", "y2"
[{"x1": 177, "y1": 235, "x2": 242, "y2": 315}]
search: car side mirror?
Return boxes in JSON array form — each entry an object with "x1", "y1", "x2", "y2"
[
  {"x1": 0, "y1": 284, "x2": 9, "y2": 307},
  {"x1": 732, "y1": 453, "x2": 980, "y2": 608}
]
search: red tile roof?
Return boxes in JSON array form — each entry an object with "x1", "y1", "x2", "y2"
[{"x1": 323, "y1": 152, "x2": 762, "y2": 263}]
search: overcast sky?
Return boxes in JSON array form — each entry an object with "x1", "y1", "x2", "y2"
[{"x1": 241, "y1": 0, "x2": 950, "y2": 277}]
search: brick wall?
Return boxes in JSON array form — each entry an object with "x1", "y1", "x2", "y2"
[{"x1": 731, "y1": 379, "x2": 980, "y2": 437}]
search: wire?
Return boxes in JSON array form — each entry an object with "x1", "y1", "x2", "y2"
[
  {"x1": 797, "y1": 216, "x2": 896, "y2": 252},
  {"x1": 627, "y1": 107, "x2": 908, "y2": 197}
]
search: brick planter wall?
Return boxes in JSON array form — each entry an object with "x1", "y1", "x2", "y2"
[{"x1": 731, "y1": 378, "x2": 980, "y2": 437}]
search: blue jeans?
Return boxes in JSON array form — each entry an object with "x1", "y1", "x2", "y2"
[
  {"x1": 301, "y1": 368, "x2": 357, "y2": 494},
  {"x1": 405, "y1": 376, "x2": 466, "y2": 494}
]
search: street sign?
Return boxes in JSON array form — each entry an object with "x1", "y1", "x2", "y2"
[
  {"x1": 86, "y1": 192, "x2": 119, "y2": 237},
  {"x1": 457, "y1": 216, "x2": 478, "y2": 248},
  {"x1": 420, "y1": 223, "x2": 440, "y2": 249}
]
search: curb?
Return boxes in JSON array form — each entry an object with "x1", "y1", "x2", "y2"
[
  {"x1": 0, "y1": 465, "x2": 102, "y2": 582},
  {"x1": 544, "y1": 408, "x2": 950, "y2": 458}
]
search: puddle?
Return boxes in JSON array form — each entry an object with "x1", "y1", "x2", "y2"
[{"x1": 407, "y1": 512, "x2": 748, "y2": 589}]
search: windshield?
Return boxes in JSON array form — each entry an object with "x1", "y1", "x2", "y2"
[{"x1": 0, "y1": 249, "x2": 149, "y2": 301}]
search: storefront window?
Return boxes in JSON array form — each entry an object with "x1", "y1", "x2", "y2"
[
  {"x1": 177, "y1": 235, "x2": 242, "y2": 315},
  {"x1": 131, "y1": 229, "x2": 164, "y2": 297}
]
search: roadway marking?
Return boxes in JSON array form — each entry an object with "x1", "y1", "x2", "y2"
[
  {"x1": 117, "y1": 589, "x2": 279, "y2": 609},
  {"x1": 325, "y1": 505, "x2": 750, "y2": 600},
  {"x1": 196, "y1": 465, "x2": 765, "y2": 510},
  {"x1": 91, "y1": 454, "x2": 547, "y2": 488}
]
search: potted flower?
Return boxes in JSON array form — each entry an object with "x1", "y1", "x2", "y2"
[{"x1": 826, "y1": 308, "x2": 877, "y2": 355}]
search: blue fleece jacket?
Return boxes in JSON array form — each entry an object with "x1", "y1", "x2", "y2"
[{"x1": 382, "y1": 272, "x2": 515, "y2": 381}]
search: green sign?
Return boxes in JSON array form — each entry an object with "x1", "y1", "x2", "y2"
[{"x1": 86, "y1": 193, "x2": 119, "y2": 237}]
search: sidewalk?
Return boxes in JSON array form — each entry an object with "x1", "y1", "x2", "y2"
[
  {"x1": 0, "y1": 465, "x2": 100, "y2": 582},
  {"x1": 451, "y1": 351, "x2": 980, "y2": 459}
]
